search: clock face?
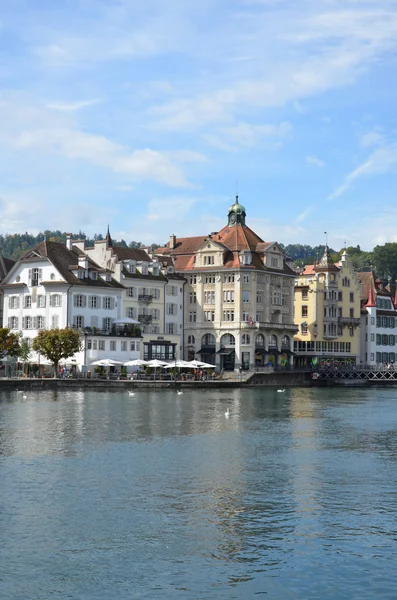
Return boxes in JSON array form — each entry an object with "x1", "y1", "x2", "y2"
[{"x1": 229, "y1": 213, "x2": 236, "y2": 224}]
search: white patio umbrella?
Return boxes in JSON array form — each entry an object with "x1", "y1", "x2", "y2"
[
  {"x1": 147, "y1": 359, "x2": 168, "y2": 379},
  {"x1": 189, "y1": 360, "x2": 215, "y2": 368},
  {"x1": 91, "y1": 359, "x2": 124, "y2": 367},
  {"x1": 163, "y1": 360, "x2": 193, "y2": 369},
  {"x1": 124, "y1": 359, "x2": 149, "y2": 366},
  {"x1": 113, "y1": 317, "x2": 140, "y2": 325}
]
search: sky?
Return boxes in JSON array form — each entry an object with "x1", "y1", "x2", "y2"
[{"x1": 0, "y1": 0, "x2": 396, "y2": 251}]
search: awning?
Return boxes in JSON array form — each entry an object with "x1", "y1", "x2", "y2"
[
  {"x1": 196, "y1": 347, "x2": 216, "y2": 354},
  {"x1": 216, "y1": 348, "x2": 235, "y2": 355},
  {"x1": 255, "y1": 348, "x2": 267, "y2": 355},
  {"x1": 267, "y1": 348, "x2": 281, "y2": 355},
  {"x1": 281, "y1": 349, "x2": 295, "y2": 355}
]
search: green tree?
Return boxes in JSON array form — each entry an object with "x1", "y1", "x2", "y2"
[
  {"x1": 373, "y1": 243, "x2": 397, "y2": 280},
  {"x1": 18, "y1": 337, "x2": 31, "y2": 375},
  {"x1": 32, "y1": 328, "x2": 82, "y2": 378},
  {"x1": 0, "y1": 328, "x2": 21, "y2": 360}
]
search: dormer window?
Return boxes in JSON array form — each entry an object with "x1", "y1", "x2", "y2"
[
  {"x1": 152, "y1": 265, "x2": 159, "y2": 276},
  {"x1": 204, "y1": 255, "x2": 215, "y2": 265},
  {"x1": 239, "y1": 251, "x2": 251, "y2": 266},
  {"x1": 141, "y1": 264, "x2": 148, "y2": 275},
  {"x1": 128, "y1": 261, "x2": 136, "y2": 274},
  {"x1": 77, "y1": 270, "x2": 84, "y2": 279},
  {"x1": 91, "y1": 272, "x2": 98, "y2": 281},
  {"x1": 167, "y1": 266, "x2": 175, "y2": 274}
]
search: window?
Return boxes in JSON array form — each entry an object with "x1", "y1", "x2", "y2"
[
  {"x1": 203, "y1": 255, "x2": 215, "y2": 265},
  {"x1": 9, "y1": 296, "x2": 19, "y2": 309},
  {"x1": 223, "y1": 290, "x2": 234, "y2": 303},
  {"x1": 141, "y1": 265, "x2": 148, "y2": 275},
  {"x1": 128, "y1": 262, "x2": 136, "y2": 274},
  {"x1": 371, "y1": 333, "x2": 374, "y2": 342},
  {"x1": 256, "y1": 291, "x2": 264, "y2": 303},
  {"x1": 243, "y1": 290, "x2": 250, "y2": 303},
  {"x1": 224, "y1": 274, "x2": 235, "y2": 283},
  {"x1": 242, "y1": 312, "x2": 250, "y2": 322},
  {"x1": 127, "y1": 307, "x2": 136, "y2": 319},
  {"x1": 87, "y1": 340, "x2": 92, "y2": 350},
  {"x1": 167, "y1": 303, "x2": 177, "y2": 315},
  {"x1": 8, "y1": 316, "x2": 18, "y2": 329},
  {"x1": 99, "y1": 340, "x2": 105, "y2": 350},
  {"x1": 103, "y1": 317, "x2": 112, "y2": 331},
  {"x1": 189, "y1": 311, "x2": 196, "y2": 322},
  {"x1": 24, "y1": 295, "x2": 32, "y2": 308},
  {"x1": 37, "y1": 316, "x2": 45, "y2": 329},
  {"x1": 74, "y1": 316, "x2": 84, "y2": 328},
  {"x1": 241, "y1": 334, "x2": 250, "y2": 345},
  {"x1": 90, "y1": 296, "x2": 99, "y2": 308},
  {"x1": 222, "y1": 310, "x2": 234, "y2": 322},
  {"x1": 342, "y1": 277, "x2": 350, "y2": 287},
  {"x1": 301, "y1": 305, "x2": 308, "y2": 317},
  {"x1": 167, "y1": 323, "x2": 176, "y2": 334},
  {"x1": 256, "y1": 334, "x2": 265, "y2": 347},
  {"x1": 74, "y1": 294, "x2": 86, "y2": 308},
  {"x1": 273, "y1": 292, "x2": 281, "y2": 305},
  {"x1": 188, "y1": 335, "x2": 195, "y2": 344},
  {"x1": 350, "y1": 308, "x2": 354, "y2": 318},
  {"x1": 256, "y1": 311, "x2": 263, "y2": 322},
  {"x1": 51, "y1": 315, "x2": 59, "y2": 328},
  {"x1": 302, "y1": 289, "x2": 308, "y2": 300},
  {"x1": 50, "y1": 294, "x2": 62, "y2": 307},
  {"x1": 243, "y1": 274, "x2": 250, "y2": 283},
  {"x1": 271, "y1": 257, "x2": 278, "y2": 268},
  {"x1": 22, "y1": 316, "x2": 33, "y2": 329},
  {"x1": 110, "y1": 341, "x2": 116, "y2": 351},
  {"x1": 370, "y1": 353, "x2": 374, "y2": 361},
  {"x1": 36, "y1": 295, "x2": 45, "y2": 308},
  {"x1": 30, "y1": 268, "x2": 42, "y2": 287},
  {"x1": 189, "y1": 291, "x2": 197, "y2": 304},
  {"x1": 301, "y1": 323, "x2": 308, "y2": 335},
  {"x1": 189, "y1": 275, "x2": 196, "y2": 285},
  {"x1": 204, "y1": 311, "x2": 215, "y2": 322},
  {"x1": 205, "y1": 275, "x2": 216, "y2": 284},
  {"x1": 103, "y1": 297, "x2": 113, "y2": 310},
  {"x1": 338, "y1": 291, "x2": 343, "y2": 301},
  {"x1": 127, "y1": 287, "x2": 136, "y2": 298},
  {"x1": 350, "y1": 292, "x2": 354, "y2": 302},
  {"x1": 77, "y1": 270, "x2": 84, "y2": 280},
  {"x1": 371, "y1": 317, "x2": 375, "y2": 325},
  {"x1": 204, "y1": 291, "x2": 215, "y2": 304},
  {"x1": 349, "y1": 327, "x2": 354, "y2": 337},
  {"x1": 121, "y1": 341, "x2": 127, "y2": 351}
]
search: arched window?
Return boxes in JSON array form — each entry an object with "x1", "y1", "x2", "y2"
[
  {"x1": 202, "y1": 333, "x2": 216, "y2": 346},
  {"x1": 269, "y1": 334, "x2": 278, "y2": 348},
  {"x1": 187, "y1": 334, "x2": 195, "y2": 344},
  {"x1": 255, "y1": 334, "x2": 265, "y2": 347},
  {"x1": 220, "y1": 333, "x2": 235, "y2": 347},
  {"x1": 241, "y1": 334, "x2": 250, "y2": 345}
]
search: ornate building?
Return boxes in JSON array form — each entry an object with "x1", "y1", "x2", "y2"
[
  {"x1": 294, "y1": 248, "x2": 361, "y2": 366},
  {"x1": 155, "y1": 198, "x2": 297, "y2": 371},
  {"x1": 358, "y1": 272, "x2": 397, "y2": 366}
]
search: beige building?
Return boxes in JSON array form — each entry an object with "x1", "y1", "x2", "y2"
[
  {"x1": 294, "y1": 248, "x2": 361, "y2": 367},
  {"x1": 156, "y1": 198, "x2": 298, "y2": 371}
]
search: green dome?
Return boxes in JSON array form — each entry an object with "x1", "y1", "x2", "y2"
[{"x1": 228, "y1": 196, "x2": 246, "y2": 214}]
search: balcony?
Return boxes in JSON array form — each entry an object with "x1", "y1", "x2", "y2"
[
  {"x1": 138, "y1": 314, "x2": 153, "y2": 324},
  {"x1": 81, "y1": 326, "x2": 141, "y2": 338},
  {"x1": 138, "y1": 294, "x2": 153, "y2": 303},
  {"x1": 338, "y1": 317, "x2": 360, "y2": 326}
]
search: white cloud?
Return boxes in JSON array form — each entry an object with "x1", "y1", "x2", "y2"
[
  {"x1": 306, "y1": 155, "x2": 325, "y2": 167},
  {"x1": 328, "y1": 141, "x2": 397, "y2": 199},
  {"x1": 46, "y1": 99, "x2": 102, "y2": 111}
]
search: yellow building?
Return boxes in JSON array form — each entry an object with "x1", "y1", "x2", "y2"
[{"x1": 293, "y1": 248, "x2": 361, "y2": 367}]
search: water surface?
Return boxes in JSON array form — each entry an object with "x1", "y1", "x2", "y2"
[{"x1": 1, "y1": 386, "x2": 397, "y2": 599}]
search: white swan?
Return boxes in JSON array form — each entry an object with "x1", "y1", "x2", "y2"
[
  {"x1": 225, "y1": 407, "x2": 230, "y2": 418},
  {"x1": 177, "y1": 390, "x2": 183, "y2": 395},
  {"x1": 277, "y1": 389, "x2": 286, "y2": 393},
  {"x1": 128, "y1": 391, "x2": 135, "y2": 396},
  {"x1": 22, "y1": 394, "x2": 27, "y2": 399}
]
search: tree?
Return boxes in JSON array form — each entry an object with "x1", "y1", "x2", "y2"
[
  {"x1": 32, "y1": 328, "x2": 82, "y2": 378},
  {"x1": 18, "y1": 337, "x2": 31, "y2": 375},
  {"x1": 0, "y1": 328, "x2": 21, "y2": 360},
  {"x1": 373, "y1": 243, "x2": 397, "y2": 280}
]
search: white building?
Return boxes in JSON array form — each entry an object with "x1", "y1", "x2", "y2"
[
  {"x1": 358, "y1": 272, "x2": 397, "y2": 366},
  {"x1": 1, "y1": 238, "x2": 142, "y2": 373}
]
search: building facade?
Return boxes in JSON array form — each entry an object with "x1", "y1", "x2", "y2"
[
  {"x1": 294, "y1": 248, "x2": 361, "y2": 366},
  {"x1": 156, "y1": 198, "x2": 298, "y2": 371},
  {"x1": 358, "y1": 272, "x2": 397, "y2": 366}
]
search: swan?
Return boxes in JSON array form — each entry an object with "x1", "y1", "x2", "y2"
[
  {"x1": 22, "y1": 394, "x2": 27, "y2": 399},
  {"x1": 277, "y1": 389, "x2": 286, "y2": 393},
  {"x1": 128, "y1": 391, "x2": 135, "y2": 396},
  {"x1": 177, "y1": 390, "x2": 183, "y2": 395},
  {"x1": 225, "y1": 407, "x2": 230, "y2": 418}
]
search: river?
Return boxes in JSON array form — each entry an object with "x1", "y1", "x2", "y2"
[{"x1": 1, "y1": 387, "x2": 397, "y2": 599}]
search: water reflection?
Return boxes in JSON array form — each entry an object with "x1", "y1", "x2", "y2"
[{"x1": 1, "y1": 387, "x2": 397, "y2": 599}]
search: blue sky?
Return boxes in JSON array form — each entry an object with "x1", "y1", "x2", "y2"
[{"x1": 0, "y1": 0, "x2": 396, "y2": 250}]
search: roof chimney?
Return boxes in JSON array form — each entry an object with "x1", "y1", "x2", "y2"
[
  {"x1": 169, "y1": 234, "x2": 176, "y2": 250},
  {"x1": 66, "y1": 233, "x2": 72, "y2": 250}
]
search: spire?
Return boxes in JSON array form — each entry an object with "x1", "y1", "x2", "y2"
[
  {"x1": 315, "y1": 245, "x2": 335, "y2": 269},
  {"x1": 106, "y1": 225, "x2": 113, "y2": 247},
  {"x1": 366, "y1": 282, "x2": 376, "y2": 308}
]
